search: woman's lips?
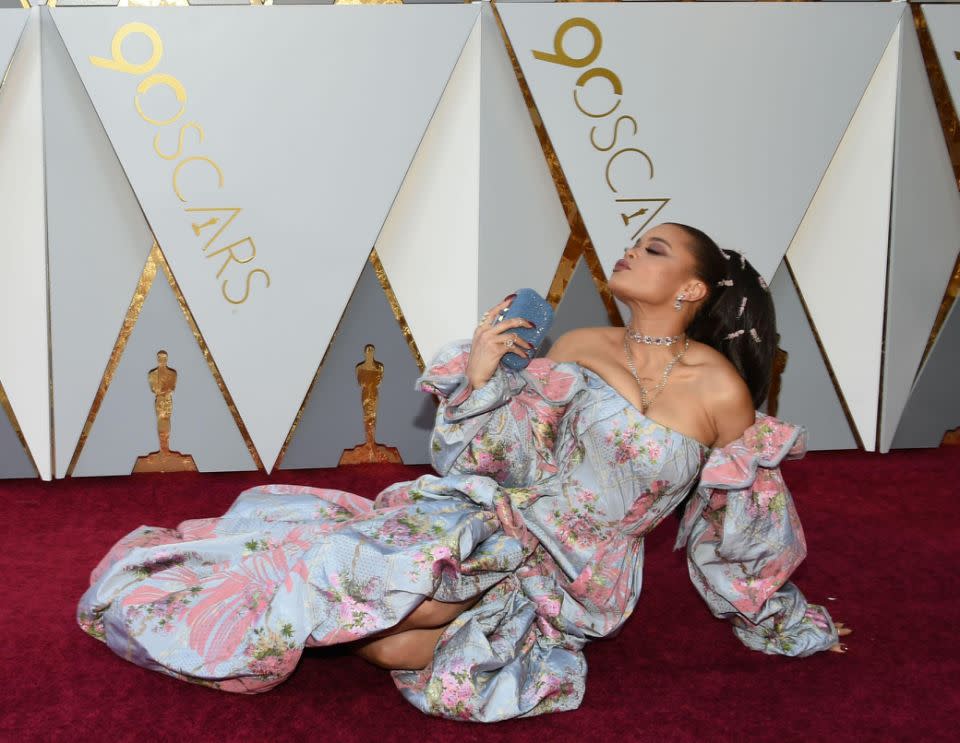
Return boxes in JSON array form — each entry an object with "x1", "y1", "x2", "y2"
[{"x1": 613, "y1": 259, "x2": 630, "y2": 272}]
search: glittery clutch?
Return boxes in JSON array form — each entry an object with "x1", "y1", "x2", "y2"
[{"x1": 494, "y1": 288, "x2": 554, "y2": 371}]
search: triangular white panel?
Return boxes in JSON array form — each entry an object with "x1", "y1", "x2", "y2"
[
  {"x1": 42, "y1": 8, "x2": 156, "y2": 477},
  {"x1": 787, "y1": 27, "x2": 901, "y2": 452},
  {"x1": 767, "y1": 262, "x2": 857, "y2": 451},
  {"x1": 0, "y1": 9, "x2": 50, "y2": 479},
  {"x1": 499, "y1": 2, "x2": 904, "y2": 281},
  {"x1": 880, "y1": 19, "x2": 960, "y2": 453},
  {"x1": 52, "y1": 5, "x2": 478, "y2": 471},
  {"x1": 376, "y1": 16, "x2": 481, "y2": 368},
  {"x1": 0, "y1": 8, "x2": 26, "y2": 81},
  {"x1": 477, "y1": 3, "x2": 569, "y2": 314}
]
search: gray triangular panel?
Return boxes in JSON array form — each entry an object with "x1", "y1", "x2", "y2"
[
  {"x1": 0, "y1": 8, "x2": 25, "y2": 79},
  {"x1": 892, "y1": 298, "x2": 960, "y2": 449},
  {"x1": 768, "y1": 263, "x2": 857, "y2": 451},
  {"x1": 41, "y1": 8, "x2": 156, "y2": 477},
  {"x1": 280, "y1": 260, "x2": 432, "y2": 470},
  {"x1": 540, "y1": 257, "x2": 613, "y2": 356},
  {"x1": 73, "y1": 264, "x2": 257, "y2": 477},
  {"x1": 0, "y1": 404, "x2": 36, "y2": 479},
  {"x1": 881, "y1": 18, "x2": 960, "y2": 452}
]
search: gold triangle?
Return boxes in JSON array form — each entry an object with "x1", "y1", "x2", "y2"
[
  {"x1": 913, "y1": 4, "x2": 960, "y2": 367},
  {"x1": 66, "y1": 241, "x2": 264, "y2": 476}
]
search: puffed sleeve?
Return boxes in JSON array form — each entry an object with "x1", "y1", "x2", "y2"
[
  {"x1": 673, "y1": 414, "x2": 839, "y2": 657},
  {"x1": 416, "y1": 340, "x2": 584, "y2": 487}
]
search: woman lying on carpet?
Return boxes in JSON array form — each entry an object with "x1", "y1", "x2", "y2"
[{"x1": 78, "y1": 223, "x2": 850, "y2": 721}]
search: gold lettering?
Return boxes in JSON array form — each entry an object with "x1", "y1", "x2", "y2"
[
  {"x1": 207, "y1": 237, "x2": 257, "y2": 279},
  {"x1": 89, "y1": 22, "x2": 162, "y2": 75},
  {"x1": 616, "y1": 198, "x2": 671, "y2": 239},
  {"x1": 136, "y1": 73, "x2": 188, "y2": 126},
  {"x1": 184, "y1": 207, "x2": 242, "y2": 250},
  {"x1": 590, "y1": 115, "x2": 637, "y2": 152},
  {"x1": 573, "y1": 68, "x2": 622, "y2": 119},
  {"x1": 153, "y1": 122, "x2": 204, "y2": 161},
  {"x1": 532, "y1": 18, "x2": 602, "y2": 69},
  {"x1": 191, "y1": 217, "x2": 219, "y2": 237},
  {"x1": 222, "y1": 269, "x2": 271, "y2": 305},
  {"x1": 172, "y1": 157, "x2": 225, "y2": 203},
  {"x1": 605, "y1": 148, "x2": 654, "y2": 193}
]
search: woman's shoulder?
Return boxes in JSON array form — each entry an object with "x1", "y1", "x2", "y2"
[
  {"x1": 681, "y1": 341, "x2": 755, "y2": 445},
  {"x1": 546, "y1": 327, "x2": 622, "y2": 363}
]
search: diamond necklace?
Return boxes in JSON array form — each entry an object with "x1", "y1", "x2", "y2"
[
  {"x1": 625, "y1": 327, "x2": 684, "y2": 346},
  {"x1": 623, "y1": 332, "x2": 690, "y2": 413}
]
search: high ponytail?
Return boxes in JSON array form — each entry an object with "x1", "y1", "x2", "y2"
[{"x1": 667, "y1": 223, "x2": 777, "y2": 409}]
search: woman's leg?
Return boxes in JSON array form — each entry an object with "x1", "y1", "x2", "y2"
[
  {"x1": 352, "y1": 594, "x2": 483, "y2": 670},
  {"x1": 354, "y1": 625, "x2": 447, "y2": 670}
]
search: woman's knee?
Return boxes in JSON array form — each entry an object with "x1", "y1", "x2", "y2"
[{"x1": 356, "y1": 627, "x2": 443, "y2": 670}]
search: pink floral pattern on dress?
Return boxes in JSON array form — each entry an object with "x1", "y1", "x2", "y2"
[{"x1": 79, "y1": 339, "x2": 837, "y2": 720}]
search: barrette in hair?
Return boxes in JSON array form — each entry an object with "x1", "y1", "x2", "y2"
[
  {"x1": 725, "y1": 329, "x2": 745, "y2": 340},
  {"x1": 718, "y1": 248, "x2": 730, "y2": 260},
  {"x1": 749, "y1": 328, "x2": 761, "y2": 344},
  {"x1": 758, "y1": 275, "x2": 769, "y2": 290},
  {"x1": 739, "y1": 253, "x2": 746, "y2": 270},
  {"x1": 717, "y1": 279, "x2": 734, "y2": 287},
  {"x1": 737, "y1": 296, "x2": 748, "y2": 318}
]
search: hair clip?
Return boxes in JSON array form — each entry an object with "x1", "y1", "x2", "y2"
[
  {"x1": 740, "y1": 253, "x2": 746, "y2": 270},
  {"x1": 749, "y1": 328, "x2": 761, "y2": 343},
  {"x1": 737, "y1": 296, "x2": 748, "y2": 318},
  {"x1": 758, "y1": 275, "x2": 768, "y2": 291},
  {"x1": 717, "y1": 279, "x2": 734, "y2": 287},
  {"x1": 725, "y1": 329, "x2": 745, "y2": 340},
  {"x1": 718, "y1": 247, "x2": 730, "y2": 260}
]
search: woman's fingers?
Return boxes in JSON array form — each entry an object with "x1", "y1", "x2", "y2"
[{"x1": 829, "y1": 642, "x2": 848, "y2": 653}]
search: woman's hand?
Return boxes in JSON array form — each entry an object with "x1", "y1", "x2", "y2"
[
  {"x1": 829, "y1": 620, "x2": 852, "y2": 653},
  {"x1": 466, "y1": 297, "x2": 535, "y2": 390}
]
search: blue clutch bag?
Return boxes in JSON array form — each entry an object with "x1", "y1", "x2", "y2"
[{"x1": 493, "y1": 288, "x2": 554, "y2": 370}]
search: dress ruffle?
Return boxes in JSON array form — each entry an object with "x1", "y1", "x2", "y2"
[{"x1": 674, "y1": 414, "x2": 806, "y2": 550}]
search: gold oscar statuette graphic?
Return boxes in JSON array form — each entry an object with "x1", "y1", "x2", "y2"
[
  {"x1": 133, "y1": 350, "x2": 198, "y2": 473},
  {"x1": 767, "y1": 339, "x2": 788, "y2": 419},
  {"x1": 339, "y1": 344, "x2": 402, "y2": 465}
]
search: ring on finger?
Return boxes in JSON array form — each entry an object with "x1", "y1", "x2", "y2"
[{"x1": 503, "y1": 336, "x2": 515, "y2": 348}]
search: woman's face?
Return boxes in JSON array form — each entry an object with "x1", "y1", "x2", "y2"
[{"x1": 607, "y1": 223, "x2": 702, "y2": 306}]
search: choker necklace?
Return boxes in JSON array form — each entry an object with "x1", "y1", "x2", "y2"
[{"x1": 625, "y1": 328, "x2": 684, "y2": 346}]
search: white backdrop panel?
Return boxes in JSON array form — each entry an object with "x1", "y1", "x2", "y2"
[
  {"x1": 880, "y1": 18, "x2": 960, "y2": 453},
  {"x1": 42, "y1": 8, "x2": 157, "y2": 478},
  {"x1": 52, "y1": 5, "x2": 478, "y2": 471},
  {"x1": 787, "y1": 25, "x2": 901, "y2": 452},
  {"x1": 376, "y1": 15, "x2": 481, "y2": 368},
  {"x1": 477, "y1": 3, "x2": 568, "y2": 314},
  {"x1": 0, "y1": 9, "x2": 25, "y2": 80},
  {"x1": 0, "y1": 9, "x2": 50, "y2": 480},
  {"x1": 499, "y1": 2, "x2": 904, "y2": 282}
]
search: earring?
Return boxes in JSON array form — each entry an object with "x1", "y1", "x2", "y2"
[{"x1": 674, "y1": 292, "x2": 686, "y2": 312}]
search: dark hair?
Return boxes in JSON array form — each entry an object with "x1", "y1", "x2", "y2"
[{"x1": 666, "y1": 223, "x2": 776, "y2": 408}]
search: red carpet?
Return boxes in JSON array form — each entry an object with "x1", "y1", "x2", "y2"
[{"x1": 2, "y1": 448, "x2": 958, "y2": 742}]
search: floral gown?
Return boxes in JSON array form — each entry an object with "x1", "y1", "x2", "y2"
[{"x1": 78, "y1": 341, "x2": 839, "y2": 721}]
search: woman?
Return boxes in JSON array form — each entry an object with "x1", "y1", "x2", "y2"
[{"x1": 78, "y1": 223, "x2": 849, "y2": 721}]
